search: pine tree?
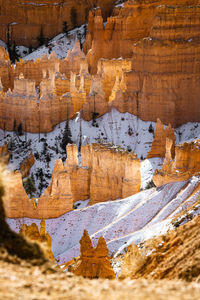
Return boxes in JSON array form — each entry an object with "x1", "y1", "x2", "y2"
[
  {"x1": 23, "y1": 176, "x2": 36, "y2": 198},
  {"x1": 63, "y1": 21, "x2": 68, "y2": 36},
  {"x1": 37, "y1": 26, "x2": 45, "y2": 46},
  {"x1": 17, "y1": 123, "x2": 23, "y2": 136},
  {"x1": 70, "y1": 7, "x2": 78, "y2": 28},
  {"x1": 61, "y1": 111, "x2": 72, "y2": 151}
]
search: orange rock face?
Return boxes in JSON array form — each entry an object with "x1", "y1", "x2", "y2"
[
  {"x1": 1, "y1": 1, "x2": 200, "y2": 133},
  {"x1": 153, "y1": 139, "x2": 200, "y2": 187},
  {"x1": 70, "y1": 229, "x2": 115, "y2": 279},
  {"x1": 4, "y1": 144, "x2": 141, "y2": 219},
  {"x1": 19, "y1": 218, "x2": 54, "y2": 262},
  {"x1": 20, "y1": 150, "x2": 35, "y2": 178},
  {"x1": 0, "y1": 143, "x2": 10, "y2": 164},
  {"x1": 0, "y1": 0, "x2": 116, "y2": 47},
  {"x1": 147, "y1": 119, "x2": 175, "y2": 159}
]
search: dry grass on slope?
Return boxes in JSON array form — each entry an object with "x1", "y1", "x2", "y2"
[{"x1": 121, "y1": 215, "x2": 200, "y2": 281}]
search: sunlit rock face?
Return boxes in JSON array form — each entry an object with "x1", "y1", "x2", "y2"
[
  {"x1": 84, "y1": 1, "x2": 200, "y2": 126},
  {"x1": 19, "y1": 218, "x2": 54, "y2": 262},
  {"x1": 0, "y1": 0, "x2": 116, "y2": 47},
  {"x1": 4, "y1": 144, "x2": 141, "y2": 219},
  {"x1": 153, "y1": 139, "x2": 200, "y2": 186},
  {"x1": 0, "y1": 143, "x2": 10, "y2": 164},
  {"x1": 69, "y1": 229, "x2": 115, "y2": 279},
  {"x1": 147, "y1": 119, "x2": 175, "y2": 159}
]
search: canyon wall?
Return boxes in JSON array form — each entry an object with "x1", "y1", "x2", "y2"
[
  {"x1": 4, "y1": 144, "x2": 141, "y2": 219},
  {"x1": 0, "y1": 0, "x2": 116, "y2": 47},
  {"x1": 153, "y1": 139, "x2": 200, "y2": 187},
  {"x1": 1, "y1": 1, "x2": 200, "y2": 133}
]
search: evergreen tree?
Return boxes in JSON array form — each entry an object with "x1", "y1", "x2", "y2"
[
  {"x1": 63, "y1": 21, "x2": 68, "y2": 36},
  {"x1": 61, "y1": 111, "x2": 72, "y2": 151},
  {"x1": 23, "y1": 176, "x2": 36, "y2": 198},
  {"x1": 78, "y1": 111, "x2": 82, "y2": 152},
  {"x1": 37, "y1": 26, "x2": 45, "y2": 46},
  {"x1": 17, "y1": 123, "x2": 23, "y2": 136},
  {"x1": 70, "y1": 7, "x2": 78, "y2": 28},
  {"x1": 29, "y1": 45, "x2": 33, "y2": 54},
  {"x1": 13, "y1": 119, "x2": 17, "y2": 133}
]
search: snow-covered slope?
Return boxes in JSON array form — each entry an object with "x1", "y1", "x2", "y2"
[
  {"x1": 1, "y1": 109, "x2": 200, "y2": 196},
  {"x1": 7, "y1": 176, "x2": 200, "y2": 264},
  {"x1": 22, "y1": 24, "x2": 87, "y2": 61}
]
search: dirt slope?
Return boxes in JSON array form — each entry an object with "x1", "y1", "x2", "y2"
[{"x1": 122, "y1": 215, "x2": 200, "y2": 281}]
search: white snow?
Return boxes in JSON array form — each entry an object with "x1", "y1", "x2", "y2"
[
  {"x1": 7, "y1": 176, "x2": 200, "y2": 264},
  {"x1": 0, "y1": 109, "x2": 157, "y2": 196},
  {"x1": 1, "y1": 109, "x2": 200, "y2": 197},
  {"x1": 22, "y1": 24, "x2": 87, "y2": 61}
]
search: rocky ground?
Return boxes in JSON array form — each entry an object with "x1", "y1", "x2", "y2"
[{"x1": 0, "y1": 254, "x2": 200, "y2": 300}]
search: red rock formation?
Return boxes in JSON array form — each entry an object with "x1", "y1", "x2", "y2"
[
  {"x1": 4, "y1": 144, "x2": 141, "y2": 219},
  {"x1": 70, "y1": 229, "x2": 115, "y2": 279},
  {"x1": 1, "y1": 2, "x2": 200, "y2": 132},
  {"x1": 0, "y1": 0, "x2": 117, "y2": 47},
  {"x1": 147, "y1": 119, "x2": 175, "y2": 159},
  {"x1": 19, "y1": 218, "x2": 54, "y2": 262},
  {"x1": 0, "y1": 143, "x2": 10, "y2": 164},
  {"x1": 20, "y1": 151, "x2": 35, "y2": 178},
  {"x1": 153, "y1": 139, "x2": 200, "y2": 187}
]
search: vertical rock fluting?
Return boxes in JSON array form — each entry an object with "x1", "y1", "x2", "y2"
[
  {"x1": 4, "y1": 144, "x2": 141, "y2": 219},
  {"x1": 130, "y1": 4, "x2": 200, "y2": 127},
  {"x1": 153, "y1": 139, "x2": 200, "y2": 186},
  {"x1": 0, "y1": 0, "x2": 117, "y2": 47},
  {"x1": 70, "y1": 229, "x2": 115, "y2": 279}
]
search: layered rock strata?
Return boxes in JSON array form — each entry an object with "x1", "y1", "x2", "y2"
[
  {"x1": 0, "y1": 0, "x2": 116, "y2": 47},
  {"x1": 153, "y1": 139, "x2": 200, "y2": 187},
  {"x1": 4, "y1": 144, "x2": 141, "y2": 218},
  {"x1": 69, "y1": 229, "x2": 115, "y2": 279},
  {"x1": 1, "y1": 2, "x2": 200, "y2": 131}
]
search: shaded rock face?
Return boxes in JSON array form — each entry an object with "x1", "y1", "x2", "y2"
[
  {"x1": 147, "y1": 119, "x2": 175, "y2": 159},
  {"x1": 0, "y1": 0, "x2": 116, "y2": 47},
  {"x1": 70, "y1": 229, "x2": 115, "y2": 279},
  {"x1": 20, "y1": 150, "x2": 35, "y2": 178},
  {"x1": 153, "y1": 139, "x2": 200, "y2": 186},
  {"x1": 0, "y1": 143, "x2": 10, "y2": 165},
  {"x1": 0, "y1": 168, "x2": 45, "y2": 262},
  {"x1": 19, "y1": 219, "x2": 54, "y2": 262},
  {"x1": 4, "y1": 144, "x2": 141, "y2": 219}
]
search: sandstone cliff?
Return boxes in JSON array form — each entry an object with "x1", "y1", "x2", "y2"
[
  {"x1": 4, "y1": 143, "x2": 141, "y2": 219},
  {"x1": 0, "y1": 0, "x2": 117, "y2": 47},
  {"x1": 1, "y1": 1, "x2": 200, "y2": 132},
  {"x1": 69, "y1": 229, "x2": 115, "y2": 279},
  {"x1": 153, "y1": 139, "x2": 200, "y2": 187}
]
